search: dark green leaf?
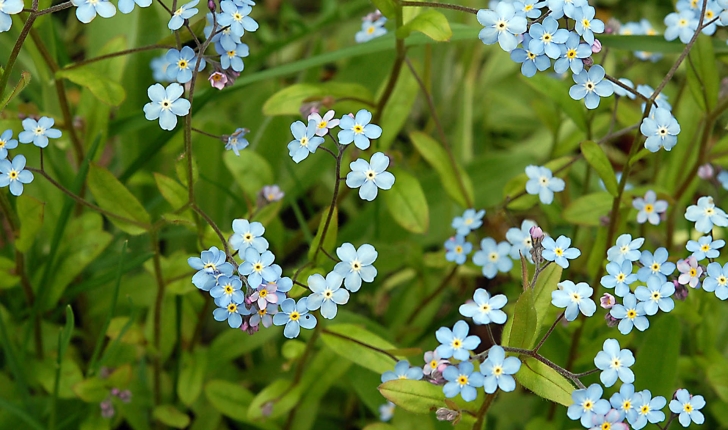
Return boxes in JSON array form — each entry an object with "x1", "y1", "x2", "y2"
[
  {"x1": 204, "y1": 380, "x2": 254, "y2": 421},
  {"x1": 383, "y1": 168, "x2": 429, "y2": 234},
  {"x1": 263, "y1": 82, "x2": 374, "y2": 116},
  {"x1": 523, "y1": 74, "x2": 588, "y2": 133},
  {"x1": 396, "y1": 10, "x2": 452, "y2": 41},
  {"x1": 631, "y1": 314, "x2": 680, "y2": 398},
  {"x1": 154, "y1": 173, "x2": 188, "y2": 210},
  {"x1": 59, "y1": 305, "x2": 74, "y2": 358},
  {"x1": 581, "y1": 141, "x2": 618, "y2": 197},
  {"x1": 686, "y1": 34, "x2": 719, "y2": 112},
  {"x1": 532, "y1": 264, "x2": 562, "y2": 334}
]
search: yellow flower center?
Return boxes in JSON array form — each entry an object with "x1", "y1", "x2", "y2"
[
  {"x1": 290, "y1": 311, "x2": 300, "y2": 321},
  {"x1": 683, "y1": 403, "x2": 693, "y2": 413},
  {"x1": 457, "y1": 375, "x2": 469, "y2": 385},
  {"x1": 554, "y1": 248, "x2": 564, "y2": 257},
  {"x1": 451, "y1": 339, "x2": 462, "y2": 350},
  {"x1": 353, "y1": 124, "x2": 364, "y2": 134},
  {"x1": 567, "y1": 48, "x2": 577, "y2": 59},
  {"x1": 227, "y1": 303, "x2": 237, "y2": 313},
  {"x1": 492, "y1": 365, "x2": 503, "y2": 376},
  {"x1": 455, "y1": 245, "x2": 463, "y2": 254},
  {"x1": 318, "y1": 120, "x2": 328, "y2": 129},
  {"x1": 300, "y1": 136, "x2": 308, "y2": 147},
  {"x1": 644, "y1": 204, "x2": 654, "y2": 213},
  {"x1": 259, "y1": 289, "x2": 267, "y2": 298},
  {"x1": 430, "y1": 360, "x2": 438, "y2": 369},
  {"x1": 701, "y1": 244, "x2": 710, "y2": 251},
  {"x1": 224, "y1": 284, "x2": 233, "y2": 294},
  {"x1": 489, "y1": 252, "x2": 499, "y2": 262},
  {"x1": 689, "y1": 268, "x2": 697, "y2": 277},
  {"x1": 8, "y1": 170, "x2": 18, "y2": 180},
  {"x1": 626, "y1": 309, "x2": 637, "y2": 319},
  {"x1": 582, "y1": 19, "x2": 590, "y2": 28}
]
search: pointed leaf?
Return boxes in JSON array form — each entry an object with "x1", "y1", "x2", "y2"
[
  {"x1": 154, "y1": 173, "x2": 188, "y2": 210},
  {"x1": 532, "y1": 264, "x2": 562, "y2": 333},
  {"x1": 378, "y1": 379, "x2": 444, "y2": 414},
  {"x1": 502, "y1": 289, "x2": 537, "y2": 349},
  {"x1": 177, "y1": 349, "x2": 207, "y2": 406},
  {"x1": 370, "y1": 0, "x2": 397, "y2": 19},
  {"x1": 60, "y1": 305, "x2": 75, "y2": 358},
  {"x1": 397, "y1": 10, "x2": 452, "y2": 41},
  {"x1": 383, "y1": 168, "x2": 429, "y2": 234},
  {"x1": 56, "y1": 67, "x2": 126, "y2": 106},
  {"x1": 562, "y1": 192, "x2": 613, "y2": 227},
  {"x1": 204, "y1": 380, "x2": 255, "y2": 421},
  {"x1": 153, "y1": 405, "x2": 190, "y2": 429},
  {"x1": 581, "y1": 141, "x2": 618, "y2": 197},
  {"x1": 87, "y1": 164, "x2": 150, "y2": 234},
  {"x1": 515, "y1": 357, "x2": 574, "y2": 406},
  {"x1": 0, "y1": 71, "x2": 31, "y2": 111},
  {"x1": 16, "y1": 195, "x2": 44, "y2": 252},
  {"x1": 321, "y1": 324, "x2": 398, "y2": 374},
  {"x1": 263, "y1": 82, "x2": 374, "y2": 116}
]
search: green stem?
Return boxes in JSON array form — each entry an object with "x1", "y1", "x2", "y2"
[
  {"x1": 311, "y1": 145, "x2": 343, "y2": 263},
  {"x1": 472, "y1": 393, "x2": 496, "y2": 430},
  {"x1": 401, "y1": 0, "x2": 478, "y2": 14},
  {"x1": 62, "y1": 45, "x2": 176, "y2": 70}
]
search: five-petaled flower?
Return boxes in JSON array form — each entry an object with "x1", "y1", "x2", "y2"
[
  {"x1": 481, "y1": 345, "x2": 521, "y2": 394},
  {"x1": 18, "y1": 117, "x2": 62, "y2": 148},
  {"x1": 594, "y1": 338, "x2": 635, "y2": 387},
  {"x1": 143, "y1": 83, "x2": 191, "y2": 131},
  {"x1": 567, "y1": 383, "x2": 611, "y2": 428},
  {"x1": 435, "y1": 320, "x2": 481, "y2": 361},
  {"x1": 346, "y1": 152, "x2": 395, "y2": 201},
  {"x1": 472, "y1": 237, "x2": 513, "y2": 279},
  {"x1": 338, "y1": 109, "x2": 382, "y2": 150},
  {"x1": 525, "y1": 165, "x2": 565, "y2": 204},
  {"x1": 686, "y1": 235, "x2": 724, "y2": 261},
  {"x1": 459, "y1": 288, "x2": 508, "y2": 325},
  {"x1": 381, "y1": 360, "x2": 423, "y2": 382},
  {"x1": 333, "y1": 243, "x2": 378, "y2": 292},
  {"x1": 287, "y1": 119, "x2": 324, "y2": 163},
  {"x1": 633, "y1": 190, "x2": 668, "y2": 225},
  {"x1": 168, "y1": 0, "x2": 199, "y2": 30},
  {"x1": 71, "y1": 0, "x2": 116, "y2": 23},
  {"x1": 551, "y1": 280, "x2": 596, "y2": 321},
  {"x1": 273, "y1": 297, "x2": 317, "y2": 339},
  {"x1": 685, "y1": 196, "x2": 728, "y2": 233},
  {"x1": 641, "y1": 107, "x2": 681, "y2": 152},
  {"x1": 306, "y1": 272, "x2": 350, "y2": 319},
  {"x1": 669, "y1": 389, "x2": 705, "y2": 427},
  {"x1": 166, "y1": 46, "x2": 206, "y2": 83},
  {"x1": 569, "y1": 65, "x2": 614, "y2": 109},
  {"x1": 542, "y1": 235, "x2": 581, "y2": 269},
  {"x1": 477, "y1": 2, "x2": 528, "y2": 52},
  {"x1": 443, "y1": 361, "x2": 484, "y2": 402},
  {"x1": 0, "y1": 155, "x2": 33, "y2": 197}
]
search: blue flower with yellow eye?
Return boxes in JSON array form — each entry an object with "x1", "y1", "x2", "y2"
[
  {"x1": 166, "y1": 47, "x2": 206, "y2": 84},
  {"x1": 273, "y1": 297, "x2": 317, "y2": 338}
]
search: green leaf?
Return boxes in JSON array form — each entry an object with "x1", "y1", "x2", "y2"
[
  {"x1": 247, "y1": 379, "x2": 298, "y2": 421},
  {"x1": 321, "y1": 324, "x2": 398, "y2": 374},
  {"x1": 177, "y1": 349, "x2": 207, "y2": 407},
  {"x1": 409, "y1": 131, "x2": 474, "y2": 208},
  {"x1": 378, "y1": 379, "x2": 444, "y2": 414},
  {"x1": 503, "y1": 174, "x2": 538, "y2": 210},
  {"x1": 383, "y1": 168, "x2": 429, "y2": 234},
  {"x1": 56, "y1": 67, "x2": 126, "y2": 106},
  {"x1": 523, "y1": 74, "x2": 588, "y2": 133},
  {"x1": 370, "y1": 0, "x2": 398, "y2": 19},
  {"x1": 16, "y1": 195, "x2": 44, "y2": 252},
  {"x1": 154, "y1": 173, "x2": 188, "y2": 210},
  {"x1": 176, "y1": 153, "x2": 199, "y2": 188},
  {"x1": 72, "y1": 377, "x2": 109, "y2": 403},
  {"x1": 515, "y1": 357, "x2": 574, "y2": 406},
  {"x1": 60, "y1": 305, "x2": 74, "y2": 358},
  {"x1": 0, "y1": 257, "x2": 19, "y2": 289},
  {"x1": 686, "y1": 34, "x2": 719, "y2": 112},
  {"x1": 153, "y1": 405, "x2": 190, "y2": 429},
  {"x1": 502, "y1": 289, "x2": 537, "y2": 349},
  {"x1": 87, "y1": 164, "x2": 151, "y2": 234},
  {"x1": 707, "y1": 360, "x2": 728, "y2": 403},
  {"x1": 224, "y1": 150, "x2": 273, "y2": 200},
  {"x1": 581, "y1": 141, "x2": 618, "y2": 197},
  {"x1": 562, "y1": 192, "x2": 614, "y2": 227},
  {"x1": 631, "y1": 314, "x2": 680, "y2": 398},
  {"x1": 35, "y1": 358, "x2": 83, "y2": 399},
  {"x1": 363, "y1": 424, "x2": 399, "y2": 430},
  {"x1": 263, "y1": 82, "x2": 374, "y2": 116},
  {"x1": 377, "y1": 61, "x2": 419, "y2": 151},
  {"x1": 308, "y1": 206, "x2": 338, "y2": 265},
  {"x1": 531, "y1": 264, "x2": 562, "y2": 333},
  {"x1": 397, "y1": 10, "x2": 452, "y2": 41},
  {"x1": 0, "y1": 71, "x2": 30, "y2": 111},
  {"x1": 204, "y1": 380, "x2": 255, "y2": 421}
]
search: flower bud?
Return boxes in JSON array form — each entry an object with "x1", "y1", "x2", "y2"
[
  {"x1": 600, "y1": 293, "x2": 616, "y2": 309},
  {"x1": 605, "y1": 313, "x2": 619, "y2": 327},
  {"x1": 697, "y1": 163, "x2": 714, "y2": 179},
  {"x1": 583, "y1": 56, "x2": 594, "y2": 67},
  {"x1": 529, "y1": 226, "x2": 543, "y2": 239},
  {"x1": 673, "y1": 280, "x2": 689, "y2": 301},
  {"x1": 207, "y1": 0, "x2": 215, "y2": 11},
  {"x1": 436, "y1": 407, "x2": 461, "y2": 424},
  {"x1": 591, "y1": 39, "x2": 602, "y2": 53}
]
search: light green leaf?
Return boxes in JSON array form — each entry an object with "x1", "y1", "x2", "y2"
[
  {"x1": 409, "y1": 131, "x2": 474, "y2": 208},
  {"x1": 73, "y1": 378, "x2": 109, "y2": 403},
  {"x1": 363, "y1": 424, "x2": 399, "y2": 430},
  {"x1": 377, "y1": 61, "x2": 419, "y2": 151},
  {"x1": 383, "y1": 168, "x2": 429, "y2": 234},
  {"x1": 35, "y1": 358, "x2": 83, "y2": 399},
  {"x1": 523, "y1": 74, "x2": 588, "y2": 133},
  {"x1": 0, "y1": 256, "x2": 19, "y2": 289},
  {"x1": 378, "y1": 379, "x2": 444, "y2": 414},
  {"x1": 205, "y1": 380, "x2": 255, "y2": 421},
  {"x1": 263, "y1": 82, "x2": 374, "y2": 116},
  {"x1": 154, "y1": 173, "x2": 188, "y2": 210},
  {"x1": 56, "y1": 67, "x2": 126, "y2": 106},
  {"x1": 531, "y1": 264, "x2": 562, "y2": 333},
  {"x1": 562, "y1": 192, "x2": 614, "y2": 227},
  {"x1": 581, "y1": 141, "x2": 618, "y2": 197},
  {"x1": 177, "y1": 349, "x2": 207, "y2": 407},
  {"x1": 321, "y1": 324, "x2": 398, "y2": 374},
  {"x1": 308, "y1": 206, "x2": 337, "y2": 265},
  {"x1": 16, "y1": 195, "x2": 44, "y2": 252},
  {"x1": 515, "y1": 357, "x2": 574, "y2": 406},
  {"x1": 708, "y1": 361, "x2": 728, "y2": 403},
  {"x1": 60, "y1": 305, "x2": 75, "y2": 358},
  {"x1": 502, "y1": 289, "x2": 537, "y2": 349},
  {"x1": 370, "y1": 0, "x2": 398, "y2": 19},
  {"x1": 224, "y1": 150, "x2": 273, "y2": 200},
  {"x1": 153, "y1": 405, "x2": 190, "y2": 429},
  {"x1": 686, "y1": 34, "x2": 719, "y2": 112},
  {"x1": 0, "y1": 71, "x2": 31, "y2": 111},
  {"x1": 87, "y1": 164, "x2": 150, "y2": 234},
  {"x1": 397, "y1": 10, "x2": 452, "y2": 41},
  {"x1": 247, "y1": 379, "x2": 299, "y2": 421}
]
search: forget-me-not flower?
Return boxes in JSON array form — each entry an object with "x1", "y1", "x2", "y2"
[
  {"x1": 435, "y1": 320, "x2": 481, "y2": 361},
  {"x1": 607, "y1": 234, "x2": 644, "y2": 264},
  {"x1": 338, "y1": 109, "x2": 382, "y2": 150},
  {"x1": 567, "y1": 383, "x2": 611, "y2": 428},
  {"x1": 542, "y1": 235, "x2": 581, "y2": 268},
  {"x1": 551, "y1": 280, "x2": 596, "y2": 321},
  {"x1": 346, "y1": 152, "x2": 395, "y2": 201},
  {"x1": 677, "y1": 256, "x2": 702, "y2": 288},
  {"x1": 477, "y1": 2, "x2": 528, "y2": 52},
  {"x1": 230, "y1": 219, "x2": 268, "y2": 253},
  {"x1": 249, "y1": 303, "x2": 277, "y2": 328},
  {"x1": 703, "y1": 262, "x2": 728, "y2": 300},
  {"x1": 423, "y1": 350, "x2": 449, "y2": 377},
  {"x1": 635, "y1": 276, "x2": 676, "y2": 315},
  {"x1": 610, "y1": 383, "x2": 639, "y2": 425},
  {"x1": 187, "y1": 246, "x2": 234, "y2": 290},
  {"x1": 213, "y1": 300, "x2": 249, "y2": 328},
  {"x1": 594, "y1": 339, "x2": 635, "y2": 387},
  {"x1": 308, "y1": 110, "x2": 340, "y2": 137},
  {"x1": 249, "y1": 282, "x2": 278, "y2": 310},
  {"x1": 641, "y1": 108, "x2": 680, "y2": 152},
  {"x1": 510, "y1": 34, "x2": 551, "y2": 77},
  {"x1": 71, "y1": 0, "x2": 116, "y2": 23},
  {"x1": 288, "y1": 119, "x2": 324, "y2": 163},
  {"x1": 633, "y1": 190, "x2": 668, "y2": 225},
  {"x1": 452, "y1": 208, "x2": 485, "y2": 236},
  {"x1": 664, "y1": 11, "x2": 698, "y2": 43},
  {"x1": 210, "y1": 275, "x2": 244, "y2": 307},
  {"x1": 554, "y1": 31, "x2": 592, "y2": 74},
  {"x1": 631, "y1": 390, "x2": 666, "y2": 429},
  {"x1": 273, "y1": 297, "x2": 317, "y2": 339},
  {"x1": 225, "y1": 128, "x2": 250, "y2": 156},
  {"x1": 686, "y1": 235, "x2": 724, "y2": 261},
  {"x1": 143, "y1": 83, "x2": 191, "y2": 131},
  {"x1": 239, "y1": 248, "x2": 277, "y2": 288},
  {"x1": 334, "y1": 243, "x2": 377, "y2": 292},
  {"x1": 590, "y1": 409, "x2": 630, "y2": 430},
  {"x1": 637, "y1": 248, "x2": 675, "y2": 282},
  {"x1": 569, "y1": 65, "x2": 614, "y2": 109},
  {"x1": 506, "y1": 219, "x2": 537, "y2": 261},
  {"x1": 355, "y1": 16, "x2": 387, "y2": 43},
  {"x1": 481, "y1": 345, "x2": 520, "y2": 394},
  {"x1": 443, "y1": 361, "x2": 485, "y2": 402},
  {"x1": 0, "y1": 130, "x2": 17, "y2": 160},
  {"x1": 525, "y1": 165, "x2": 565, "y2": 204},
  {"x1": 216, "y1": 41, "x2": 249, "y2": 72},
  {"x1": 528, "y1": 16, "x2": 569, "y2": 59},
  {"x1": 669, "y1": 389, "x2": 705, "y2": 427},
  {"x1": 217, "y1": 1, "x2": 258, "y2": 38},
  {"x1": 381, "y1": 360, "x2": 423, "y2": 382},
  {"x1": 0, "y1": 155, "x2": 33, "y2": 197},
  {"x1": 306, "y1": 272, "x2": 350, "y2": 319},
  {"x1": 445, "y1": 235, "x2": 472, "y2": 265},
  {"x1": 610, "y1": 293, "x2": 649, "y2": 335},
  {"x1": 0, "y1": 0, "x2": 23, "y2": 32},
  {"x1": 472, "y1": 237, "x2": 513, "y2": 279},
  {"x1": 168, "y1": 0, "x2": 199, "y2": 30},
  {"x1": 459, "y1": 288, "x2": 508, "y2": 325},
  {"x1": 547, "y1": 0, "x2": 586, "y2": 19},
  {"x1": 685, "y1": 196, "x2": 728, "y2": 233},
  {"x1": 165, "y1": 46, "x2": 206, "y2": 84},
  {"x1": 18, "y1": 117, "x2": 62, "y2": 148},
  {"x1": 573, "y1": 5, "x2": 604, "y2": 44},
  {"x1": 601, "y1": 260, "x2": 638, "y2": 297},
  {"x1": 514, "y1": 0, "x2": 546, "y2": 18}
]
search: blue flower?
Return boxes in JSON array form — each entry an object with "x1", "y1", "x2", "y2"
[
  {"x1": 669, "y1": 389, "x2": 705, "y2": 427},
  {"x1": 444, "y1": 235, "x2": 472, "y2": 265},
  {"x1": 664, "y1": 11, "x2": 698, "y2": 43},
  {"x1": 610, "y1": 293, "x2": 649, "y2": 335},
  {"x1": 510, "y1": 34, "x2": 551, "y2": 77},
  {"x1": 70, "y1": 0, "x2": 116, "y2": 23},
  {"x1": 525, "y1": 165, "x2": 565, "y2": 204},
  {"x1": 210, "y1": 275, "x2": 244, "y2": 307},
  {"x1": 569, "y1": 65, "x2": 614, "y2": 109},
  {"x1": 640, "y1": 108, "x2": 680, "y2": 152},
  {"x1": 381, "y1": 360, "x2": 423, "y2": 382},
  {"x1": 355, "y1": 17, "x2": 387, "y2": 43},
  {"x1": 168, "y1": 0, "x2": 199, "y2": 30},
  {"x1": 225, "y1": 128, "x2": 250, "y2": 156},
  {"x1": 459, "y1": 288, "x2": 508, "y2": 325},
  {"x1": 0, "y1": 0, "x2": 22, "y2": 32},
  {"x1": 204, "y1": 12, "x2": 240, "y2": 51},
  {"x1": 215, "y1": 41, "x2": 249, "y2": 72},
  {"x1": 217, "y1": 1, "x2": 258, "y2": 38},
  {"x1": 686, "y1": 235, "x2": 724, "y2": 261},
  {"x1": 607, "y1": 234, "x2": 644, "y2": 264},
  {"x1": 637, "y1": 248, "x2": 675, "y2": 282},
  {"x1": 150, "y1": 56, "x2": 170, "y2": 82},
  {"x1": 239, "y1": 247, "x2": 277, "y2": 288},
  {"x1": 229, "y1": 219, "x2": 268, "y2": 253},
  {"x1": 165, "y1": 47, "x2": 206, "y2": 84},
  {"x1": 435, "y1": 320, "x2": 481, "y2": 361},
  {"x1": 567, "y1": 383, "x2": 611, "y2": 428},
  {"x1": 594, "y1": 338, "x2": 635, "y2": 387},
  {"x1": 633, "y1": 190, "x2": 668, "y2": 225},
  {"x1": 703, "y1": 262, "x2": 728, "y2": 300},
  {"x1": 213, "y1": 301, "x2": 249, "y2": 328},
  {"x1": 554, "y1": 31, "x2": 592, "y2": 74},
  {"x1": 472, "y1": 237, "x2": 513, "y2": 279},
  {"x1": 287, "y1": 119, "x2": 324, "y2": 163},
  {"x1": 572, "y1": 5, "x2": 604, "y2": 44},
  {"x1": 338, "y1": 109, "x2": 382, "y2": 150},
  {"x1": 631, "y1": 390, "x2": 666, "y2": 429},
  {"x1": 481, "y1": 345, "x2": 521, "y2": 393},
  {"x1": 551, "y1": 280, "x2": 596, "y2": 321},
  {"x1": 0, "y1": 130, "x2": 18, "y2": 159},
  {"x1": 306, "y1": 272, "x2": 349, "y2": 319},
  {"x1": 334, "y1": 243, "x2": 377, "y2": 292},
  {"x1": 506, "y1": 219, "x2": 537, "y2": 261},
  {"x1": 118, "y1": 0, "x2": 151, "y2": 14},
  {"x1": 273, "y1": 297, "x2": 317, "y2": 339},
  {"x1": 443, "y1": 361, "x2": 485, "y2": 402},
  {"x1": 0, "y1": 155, "x2": 33, "y2": 197},
  {"x1": 18, "y1": 117, "x2": 62, "y2": 148},
  {"x1": 346, "y1": 152, "x2": 395, "y2": 201},
  {"x1": 143, "y1": 83, "x2": 191, "y2": 131},
  {"x1": 601, "y1": 260, "x2": 638, "y2": 297},
  {"x1": 477, "y1": 2, "x2": 528, "y2": 52},
  {"x1": 590, "y1": 409, "x2": 629, "y2": 430},
  {"x1": 188, "y1": 246, "x2": 234, "y2": 291},
  {"x1": 542, "y1": 235, "x2": 581, "y2": 269},
  {"x1": 610, "y1": 383, "x2": 639, "y2": 425},
  {"x1": 635, "y1": 276, "x2": 675, "y2": 315},
  {"x1": 637, "y1": 84, "x2": 672, "y2": 111},
  {"x1": 685, "y1": 196, "x2": 728, "y2": 233},
  {"x1": 379, "y1": 402, "x2": 395, "y2": 422},
  {"x1": 546, "y1": 0, "x2": 587, "y2": 19},
  {"x1": 611, "y1": 78, "x2": 636, "y2": 99},
  {"x1": 513, "y1": 0, "x2": 546, "y2": 18},
  {"x1": 249, "y1": 303, "x2": 277, "y2": 328},
  {"x1": 451, "y1": 208, "x2": 485, "y2": 236},
  {"x1": 528, "y1": 16, "x2": 569, "y2": 59}
]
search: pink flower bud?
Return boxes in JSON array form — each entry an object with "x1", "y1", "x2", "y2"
[
  {"x1": 600, "y1": 293, "x2": 616, "y2": 309},
  {"x1": 697, "y1": 164, "x2": 714, "y2": 179},
  {"x1": 208, "y1": 72, "x2": 227, "y2": 90},
  {"x1": 207, "y1": 0, "x2": 215, "y2": 11},
  {"x1": 591, "y1": 39, "x2": 602, "y2": 53},
  {"x1": 529, "y1": 226, "x2": 543, "y2": 239}
]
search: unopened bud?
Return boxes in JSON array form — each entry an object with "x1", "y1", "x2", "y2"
[
  {"x1": 591, "y1": 39, "x2": 602, "y2": 53},
  {"x1": 697, "y1": 164, "x2": 714, "y2": 180},
  {"x1": 207, "y1": 0, "x2": 215, "y2": 11},
  {"x1": 436, "y1": 407, "x2": 461, "y2": 424},
  {"x1": 600, "y1": 293, "x2": 616, "y2": 309},
  {"x1": 529, "y1": 226, "x2": 543, "y2": 239},
  {"x1": 605, "y1": 312, "x2": 619, "y2": 327},
  {"x1": 673, "y1": 280, "x2": 689, "y2": 301},
  {"x1": 583, "y1": 57, "x2": 594, "y2": 67},
  {"x1": 299, "y1": 102, "x2": 321, "y2": 119}
]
